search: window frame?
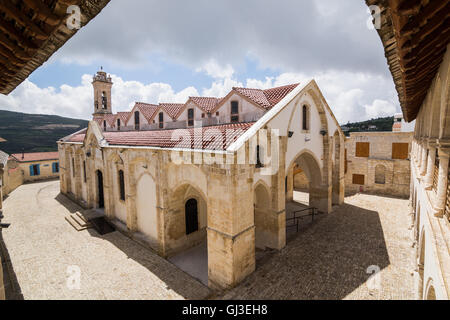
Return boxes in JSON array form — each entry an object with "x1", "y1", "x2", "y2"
[
  {"x1": 134, "y1": 111, "x2": 140, "y2": 130},
  {"x1": 118, "y1": 170, "x2": 125, "y2": 201},
  {"x1": 231, "y1": 101, "x2": 239, "y2": 123}
]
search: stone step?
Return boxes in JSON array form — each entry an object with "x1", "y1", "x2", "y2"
[
  {"x1": 71, "y1": 213, "x2": 92, "y2": 228},
  {"x1": 75, "y1": 211, "x2": 89, "y2": 223},
  {"x1": 65, "y1": 216, "x2": 88, "y2": 231}
]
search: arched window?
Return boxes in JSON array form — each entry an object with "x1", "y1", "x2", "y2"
[
  {"x1": 375, "y1": 164, "x2": 386, "y2": 184},
  {"x1": 256, "y1": 145, "x2": 264, "y2": 168},
  {"x1": 185, "y1": 198, "x2": 199, "y2": 235},
  {"x1": 118, "y1": 170, "x2": 125, "y2": 201},
  {"x1": 102, "y1": 91, "x2": 107, "y2": 109},
  {"x1": 302, "y1": 105, "x2": 310, "y2": 131},
  {"x1": 159, "y1": 112, "x2": 164, "y2": 129},
  {"x1": 117, "y1": 118, "x2": 121, "y2": 131},
  {"x1": 134, "y1": 111, "x2": 140, "y2": 130}
]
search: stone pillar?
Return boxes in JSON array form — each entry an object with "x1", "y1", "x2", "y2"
[
  {"x1": 74, "y1": 153, "x2": 82, "y2": 201},
  {"x1": 433, "y1": 148, "x2": 449, "y2": 217},
  {"x1": 420, "y1": 141, "x2": 428, "y2": 176},
  {"x1": 125, "y1": 160, "x2": 138, "y2": 232},
  {"x1": 207, "y1": 165, "x2": 255, "y2": 290},
  {"x1": 269, "y1": 136, "x2": 287, "y2": 251},
  {"x1": 424, "y1": 144, "x2": 436, "y2": 189},
  {"x1": 286, "y1": 165, "x2": 294, "y2": 202}
]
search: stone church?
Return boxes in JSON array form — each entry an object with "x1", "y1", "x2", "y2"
[{"x1": 58, "y1": 69, "x2": 345, "y2": 289}]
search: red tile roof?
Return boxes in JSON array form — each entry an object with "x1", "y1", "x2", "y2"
[
  {"x1": 134, "y1": 102, "x2": 160, "y2": 123},
  {"x1": 160, "y1": 103, "x2": 185, "y2": 119},
  {"x1": 68, "y1": 122, "x2": 254, "y2": 150},
  {"x1": 189, "y1": 97, "x2": 223, "y2": 113},
  {"x1": 233, "y1": 83, "x2": 299, "y2": 110},
  {"x1": 104, "y1": 114, "x2": 117, "y2": 127},
  {"x1": 11, "y1": 152, "x2": 59, "y2": 162},
  {"x1": 116, "y1": 112, "x2": 131, "y2": 124}
]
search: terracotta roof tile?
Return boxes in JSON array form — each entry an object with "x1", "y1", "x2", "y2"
[
  {"x1": 232, "y1": 83, "x2": 299, "y2": 110},
  {"x1": 263, "y1": 83, "x2": 299, "y2": 106},
  {"x1": 116, "y1": 112, "x2": 131, "y2": 124},
  {"x1": 104, "y1": 114, "x2": 116, "y2": 127},
  {"x1": 11, "y1": 152, "x2": 59, "y2": 162},
  {"x1": 190, "y1": 97, "x2": 222, "y2": 113},
  {"x1": 68, "y1": 122, "x2": 254, "y2": 151},
  {"x1": 135, "y1": 102, "x2": 160, "y2": 122},
  {"x1": 160, "y1": 103, "x2": 185, "y2": 119}
]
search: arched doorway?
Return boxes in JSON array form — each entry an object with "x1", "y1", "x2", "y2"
[
  {"x1": 185, "y1": 198, "x2": 199, "y2": 235},
  {"x1": 289, "y1": 151, "x2": 324, "y2": 211},
  {"x1": 96, "y1": 170, "x2": 104, "y2": 208}
]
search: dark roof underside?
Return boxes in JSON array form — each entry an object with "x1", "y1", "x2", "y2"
[
  {"x1": 0, "y1": 0, "x2": 110, "y2": 95},
  {"x1": 366, "y1": 0, "x2": 450, "y2": 122}
]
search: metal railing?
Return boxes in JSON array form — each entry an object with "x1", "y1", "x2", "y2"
[{"x1": 286, "y1": 207, "x2": 323, "y2": 233}]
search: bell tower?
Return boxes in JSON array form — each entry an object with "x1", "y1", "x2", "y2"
[{"x1": 92, "y1": 67, "x2": 113, "y2": 116}]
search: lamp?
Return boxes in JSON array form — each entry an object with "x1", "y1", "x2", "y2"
[
  {"x1": 320, "y1": 129, "x2": 327, "y2": 136},
  {"x1": 86, "y1": 151, "x2": 92, "y2": 158},
  {"x1": 288, "y1": 131, "x2": 294, "y2": 138}
]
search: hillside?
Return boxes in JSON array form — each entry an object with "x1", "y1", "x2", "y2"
[
  {"x1": 341, "y1": 116, "x2": 394, "y2": 136},
  {"x1": 0, "y1": 110, "x2": 88, "y2": 154}
]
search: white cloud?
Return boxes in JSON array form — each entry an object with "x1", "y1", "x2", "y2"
[
  {"x1": 0, "y1": 70, "x2": 400, "y2": 124},
  {"x1": 364, "y1": 99, "x2": 397, "y2": 120},
  {"x1": 196, "y1": 59, "x2": 235, "y2": 79}
]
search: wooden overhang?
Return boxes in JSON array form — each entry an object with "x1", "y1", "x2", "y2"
[
  {"x1": 0, "y1": 0, "x2": 110, "y2": 95},
  {"x1": 366, "y1": 0, "x2": 450, "y2": 122}
]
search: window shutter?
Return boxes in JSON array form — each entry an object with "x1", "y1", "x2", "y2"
[
  {"x1": 29, "y1": 165, "x2": 34, "y2": 176},
  {"x1": 52, "y1": 163, "x2": 56, "y2": 173},
  {"x1": 37, "y1": 165, "x2": 40, "y2": 175}
]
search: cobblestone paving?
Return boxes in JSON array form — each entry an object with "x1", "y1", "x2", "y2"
[
  {"x1": 219, "y1": 193, "x2": 416, "y2": 300},
  {"x1": 2, "y1": 181, "x2": 210, "y2": 300}
]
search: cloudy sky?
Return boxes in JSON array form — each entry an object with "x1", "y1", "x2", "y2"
[{"x1": 0, "y1": 0, "x2": 400, "y2": 124}]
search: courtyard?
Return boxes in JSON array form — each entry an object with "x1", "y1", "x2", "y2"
[{"x1": 1, "y1": 180, "x2": 415, "y2": 300}]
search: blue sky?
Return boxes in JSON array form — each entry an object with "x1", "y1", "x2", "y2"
[{"x1": 0, "y1": 0, "x2": 400, "y2": 124}]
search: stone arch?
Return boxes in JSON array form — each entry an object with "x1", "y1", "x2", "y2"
[
  {"x1": 425, "y1": 280, "x2": 437, "y2": 300},
  {"x1": 375, "y1": 164, "x2": 386, "y2": 185},
  {"x1": 288, "y1": 149, "x2": 330, "y2": 212},
  {"x1": 254, "y1": 181, "x2": 272, "y2": 250},
  {"x1": 166, "y1": 183, "x2": 208, "y2": 254},
  {"x1": 135, "y1": 173, "x2": 158, "y2": 242}
]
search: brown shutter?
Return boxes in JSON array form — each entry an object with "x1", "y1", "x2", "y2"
[
  {"x1": 352, "y1": 174, "x2": 365, "y2": 185},
  {"x1": 392, "y1": 143, "x2": 409, "y2": 160},
  {"x1": 355, "y1": 142, "x2": 370, "y2": 157}
]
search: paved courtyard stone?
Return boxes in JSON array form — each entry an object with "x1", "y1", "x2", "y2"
[
  {"x1": 217, "y1": 193, "x2": 416, "y2": 300},
  {"x1": 2, "y1": 181, "x2": 211, "y2": 300}
]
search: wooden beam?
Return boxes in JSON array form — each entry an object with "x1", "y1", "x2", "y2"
[
  {"x1": 22, "y1": 0, "x2": 63, "y2": 26},
  {"x1": 0, "y1": 0, "x2": 48, "y2": 40}
]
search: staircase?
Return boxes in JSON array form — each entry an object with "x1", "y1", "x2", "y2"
[{"x1": 65, "y1": 211, "x2": 93, "y2": 231}]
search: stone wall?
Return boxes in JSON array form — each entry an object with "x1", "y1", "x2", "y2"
[{"x1": 345, "y1": 132, "x2": 413, "y2": 198}]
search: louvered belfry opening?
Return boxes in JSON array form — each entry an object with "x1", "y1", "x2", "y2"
[{"x1": 0, "y1": 0, "x2": 110, "y2": 94}]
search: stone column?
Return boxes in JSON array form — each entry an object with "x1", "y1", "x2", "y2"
[
  {"x1": 433, "y1": 148, "x2": 449, "y2": 217},
  {"x1": 424, "y1": 144, "x2": 436, "y2": 189},
  {"x1": 420, "y1": 141, "x2": 428, "y2": 176},
  {"x1": 286, "y1": 165, "x2": 294, "y2": 202},
  {"x1": 207, "y1": 164, "x2": 255, "y2": 290},
  {"x1": 269, "y1": 136, "x2": 287, "y2": 250},
  {"x1": 74, "y1": 153, "x2": 82, "y2": 201},
  {"x1": 124, "y1": 156, "x2": 138, "y2": 232}
]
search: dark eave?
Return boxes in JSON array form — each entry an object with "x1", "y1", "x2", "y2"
[
  {"x1": 366, "y1": 0, "x2": 450, "y2": 122},
  {"x1": 0, "y1": 0, "x2": 110, "y2": 95}
]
